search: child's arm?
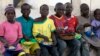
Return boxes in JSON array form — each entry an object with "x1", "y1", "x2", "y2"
[
  {"x1": 0, "y1": 36, "x2": 9, "y2": 47},
  {"x1": 91, "y1": 20, "x2": 100, "y2": 32},
  {"x1": 51, "y1": 32, "x2": 57, "y2": 46},
  {"x1": 23, "y1": 34, "x2": 30, "y2": 41},
  {"x1": 0, "y1": 24, "x2": 9, "y2": 47},
  {"x1": 13, "y1": 23, "x2": 23, "y2": 46},
  {"x1": 92, "y1": 26, "x2": 100, "y2": 31},
  {"x1": 13, "y1": 38, "x2": 20, "y2": 46},
  {"x1": 36, "y1": 34, "x2": 49, "y2": 42}
]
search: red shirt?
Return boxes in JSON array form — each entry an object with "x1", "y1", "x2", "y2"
[
  {"x1": 49, "y1": 15, "x2": 66, "y2": 28},
  {"x1": 64, "y1": 16, "x2": 78, "y2": 33},
  {"x1": 49, "y1": 15, "x2": 78, "y2": 34}
]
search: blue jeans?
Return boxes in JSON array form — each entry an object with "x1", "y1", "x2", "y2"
[
  {"x1": 56, "y1": 38, "x2": 66, "y2": 56},
  {"x1": 80, "y1": 38, "x2": 90, "y2": 56},
  {"x1": 65, "y1": 39, "x2": 81, "y2": 56},
  {"x1": 40, "y1": 45, "x2": 59, "y2": 56},
  {"x1": 4, "y1": 50, "x2": 22, "y2": 56}
]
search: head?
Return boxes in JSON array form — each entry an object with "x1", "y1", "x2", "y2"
[
  {"x1": 21, "y1": 3, "x2": 31, "y2": 18},
  {"x1": 94, "y1": 9, "x2": 100, "y2": 21},
  {"x1": 54, "y1": 3, "x2": 65, "y2": 17},
  {"x1": 80, "y1": 3, "x2": 89, "y2": 17},
  {"x1": 40, "y1": 4, "x2": 49, "y2": 18},
  {"x1": 5, "y1": 4, "x2": 15, "y2": 22},
  {"x1": 65, "y1": 2, "x2": 73, "y2": 15}
]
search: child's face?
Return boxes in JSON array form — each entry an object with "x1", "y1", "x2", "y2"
[
  {"x1": 55, "y1": 5, "x2": 64, "y2": 16},
  {"x1": 5, "y1": 10, "x2": 15, "y2": 21},
  {"x1": 81, "y1": 6, "x2": 89, "y2": 16},
  {"x1": 65, "y1": 3, "x2": 73, "y2": 14},
  {"x1": 21, "y1": 5, "x2": 30, "y2": 18},
  {"x1": 95, "y1": 10, "x2": 100, "y2": 21},
  {"x1": 40, "y1": 5, "x2": 49, "y2": 17}
]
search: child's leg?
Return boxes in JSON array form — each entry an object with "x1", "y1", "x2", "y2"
[
  {"x1": 13, "y1": 50, "x2": 23, "y2": 56},
  {"x1": 80, "y1": 38, "x2": 89, "y2": 56},
  {"x1": 30, "y1": 42, "x2": 40, "y2": 56},
  {"x1": 33, "y1": 49, "x2": 40, "y2": 56},
  {"x1": 48, "y1": 46, "x2": 59, "y2": 56},
  {"x1": 40, "y1": 46, "x2": 49, "y2": 56},
  {"x1": 56, "y1": 38, "x2": 66, "y2": 56},
  {"x1": 66, "y1": 39, "x2": 81, "y2": 56},
  {"x1": 4, "y1": 50, "x2": 12, "y2": 56}
]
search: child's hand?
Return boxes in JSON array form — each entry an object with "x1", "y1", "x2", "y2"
[
  {"x1": 24, "y1": 36, "x2": 30, "y2": 41},
  {"x1": 52, "y1": 41, "x2": 56, "y2": 46},
  {"x1": 43, "y1": 36, "x2": 49, "y2": 42},
  {"x1": 4, "y1": 42, "x2": 10, "y2": 48},
  {"x1": 57, "y1": 27, "x2": 65, "y2": 34},
  {"x1": 37, "y1": 34, "x2": 49, "y2": 42}
]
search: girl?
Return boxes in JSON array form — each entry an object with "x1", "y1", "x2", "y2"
[{"x1": 0, "y1": 4, "x2": 23, "y2": 56}]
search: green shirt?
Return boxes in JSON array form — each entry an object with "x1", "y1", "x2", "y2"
[{"x1": 16, "y1": 16, "x2": 34, "y2": 38}]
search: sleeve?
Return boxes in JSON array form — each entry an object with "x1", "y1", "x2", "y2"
[
  {"x1": 74, "y1": 16, "x2": 78, "y2": 29},
  {"x1": 49, "y1": 15, "x2": 53, "y2": 19},
  {"x1": 32, "y1": 24, "x2": 39, "y2": 37},
  {"x1": 18, "y1": 23, "x2": 23, "y2": 38},
  {"x1": 0, "y1": 24, "x2": 5, "y2": 36},
  {"x1": 91, "y1": 20, "x2": 97, "y2": 32},
  {"x1": 91, "y1": 20, "x2": 96, "y2": 27},
  {"x1": 50, "y1": 20, "x2": 56, "y2": 32}
]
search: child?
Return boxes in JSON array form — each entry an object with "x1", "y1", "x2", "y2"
[
  {"x1": 49, "y1": 3, "x2": 66, "y2": 56},
  {"x1": 16, "y1": 3, "x2": 40, "y2": 56},
  {"x1": 91, "y1": 9, "x2": 100, "y2": 39},
  {"x1": 0, "y1": 4, "x2": 23, "y2": 56},
  {"x1": 76, "y1": 3, "x2": 91, "y2": 56},
  {"x1": 64, "y1": 2, "x2": 80, "y2": 56},
  {"x1": 33, "y1": 4, "x2": 59, "y2": 56}
]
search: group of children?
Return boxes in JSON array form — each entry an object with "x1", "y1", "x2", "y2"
[{"x1": 0, "y1": 2, "x2": 100, "y2": 56}]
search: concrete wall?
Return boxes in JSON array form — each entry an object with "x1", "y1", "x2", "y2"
[
  {"x1": 81, "y1": 0, "x2": 100, "y2": 11},
  {"x1": 0, "y1": 0, "x2": 100, "y2": 22},
  {"x1": 0, "y1": 0, "x2": 13, "y2": 23}
]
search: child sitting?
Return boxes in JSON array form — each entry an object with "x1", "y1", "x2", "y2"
[{"x1": 0, "y1": 4, "x2": 23, "y2": 56}]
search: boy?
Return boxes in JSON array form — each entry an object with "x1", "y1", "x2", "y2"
[
  {"x1": 91, "y1": 9, "x2": 100, "y2": 39},
  {"x1": 49, "y1": 3, "x2": 66, "y2": 56},
  {"x1": 33, "y1": 4, "x2": 59, "y2": 56},
  {"x1": 77, "y1": 3, "x2": 91, "y2": 56},
  {"x1": 64, "y1": 2, "x2": 80, "y2": 56},
  {"x1": 16, "y1": 3, "x2": 40, "y2": 56}
]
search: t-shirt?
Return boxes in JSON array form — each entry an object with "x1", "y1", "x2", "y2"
[
  {"x1": 0, "y1": 21, "x2": 23, "y2": 51},
  {"x1": 16, "y1": 16, "x2": 34, "y2": 38},
  {"x1": 49, "y1": 15, "x2": 66, "y2": 34},
  {"x1": 49, "y1": 15, "x2": 66, "y2": 28},
  {"x1": 77, "y1": 16, "x2": 91, "y2": 26},
  {"x1": 91, "y1": 19, "x2": 100, "y2": 39},
  {"x1": 32, "y1": 18, "x2": 56, "y2": 43},
  {"x1": 65, "y1": 15, "x2": 78, "y2": 33},
  {"x1": 77, "y1": 16, "x2": 91, "y2": 34}
]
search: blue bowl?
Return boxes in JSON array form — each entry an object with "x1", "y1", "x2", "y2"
[{"x1": 85, "y1": 31, "x2": 92, "y2": 37}]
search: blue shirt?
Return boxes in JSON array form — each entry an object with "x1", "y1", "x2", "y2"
[{"x1": 16, "y1": 16, "x2": 34, "y2": 38}]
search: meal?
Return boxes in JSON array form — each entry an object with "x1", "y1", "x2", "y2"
[{"x1": 8, "y1": 46, "x2": 15, "y2": 50}]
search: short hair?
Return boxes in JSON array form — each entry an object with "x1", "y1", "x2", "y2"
[
  {"x1": 80, "y1": 3, "x2": 89, "y2": 10},
  {"x1": 55, "y1": 2, "x2": 63, "y2": 8},
  {"x1": 40, "y1": 4, "x2": 48, "y2": 10},
  {"x1": 94, "y1": 9, "x2": 100, "y2": 16},
  {"x1": 65, "y1": 2, "x2": 72, "y2": 7},
  {"x1": 21, "y1": 3, "x2": 31, "y2": 9}
]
